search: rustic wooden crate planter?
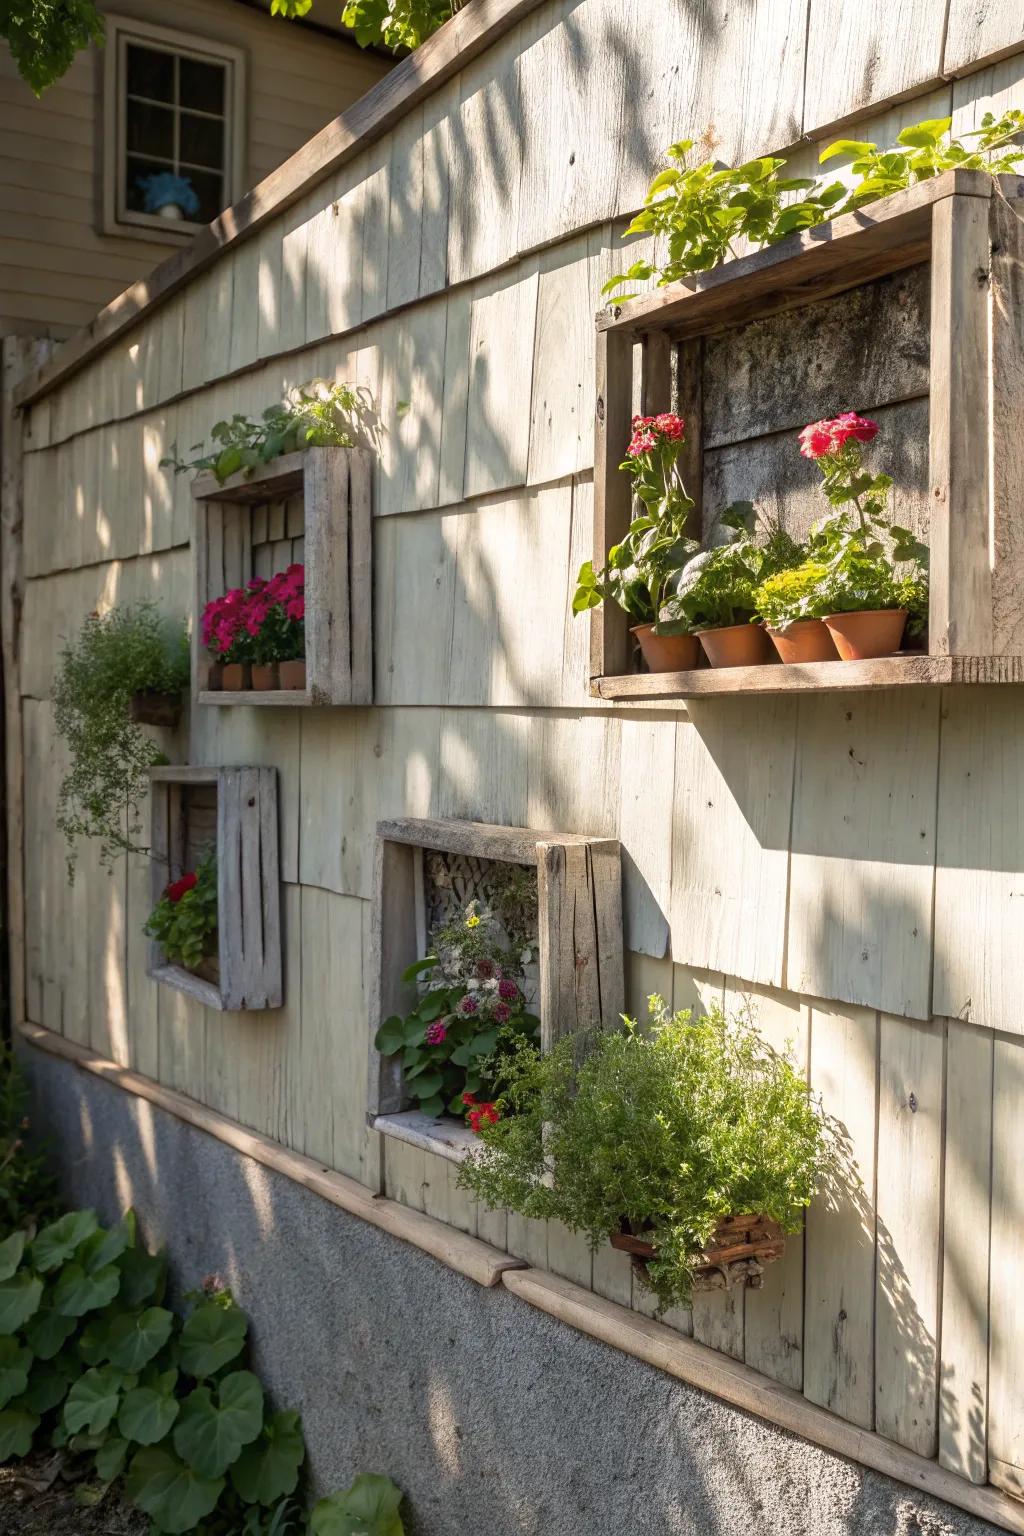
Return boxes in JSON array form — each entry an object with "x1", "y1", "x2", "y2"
[
  {"x1": 191, "y1": 446, "x2": 373, "y2": 707},
  {"x1": 147, "y1": 765, "x2": 282, "y2": 1011},
  {"x1": 368, "y1": 817, "x2": 624, "y2": 1149},
  {"x1": 610, "y1": 1214, "x2": 786, "y2": 1291},
  {"x1": 591, "y1": 169, "x2": 1024, "y2": 700}
]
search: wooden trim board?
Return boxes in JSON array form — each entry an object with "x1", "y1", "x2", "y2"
[
  {"x1": 373, "y1": 1109, "x2": 479, "y2": 1165},
  {"x1": 592, "y1": 654, "x2": 1024, "y2": 700}
]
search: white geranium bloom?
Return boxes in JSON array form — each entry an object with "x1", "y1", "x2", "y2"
[
  {"x1": 467, "y1": 977, "x2": 480, "y2": 992},
  {"x1": 520, "y1": 947, "x2": 532, "y2": 965}
]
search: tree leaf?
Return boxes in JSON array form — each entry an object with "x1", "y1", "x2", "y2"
[
  {"x1": 125, "y1": 1446, "x2": 225, "y2": 1534},
  {"x1": 64, "y1": 1366, "x2": 125, "y2": 1435},
  {"x1": 311, "y1": 1474, "x2": 405, "y2": 1536},
  {"x1": 178, "y1": 1300, "x2": 247, "y2": 1378},
  {"x1": 0, "y1": 1338, "x2": 32, "y2": 1407},
  {"x1": 0, "y1": 1273, "x2": 43, "y2": 1333},
  {"x1": 53, "y1": 1261, "x2": 121, "y2": 1318},
  {"x1": 118, "y1": 1378, "x2": 180, "y2": 1446},
  {"x1": 173, "y1": 1370, "x2": 264, "y2": 1478},
  {"x1": 31, "y1": 1210, "x2": 98, "y2": 1273},
  {"x1": 0, "y1": 1406, "x2": 39, "y2": 1460},
  {"x1": 0, "y1": 1232, "x2": 25, "y2": 1282},
  {"x1": 106, "y1": 1308, "x2": 174, "y2": 1373},
  {"x1": 230, "y1": 1410, "x2": 305, "y2": 1505}
]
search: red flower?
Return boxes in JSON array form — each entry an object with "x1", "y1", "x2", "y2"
[
  {"x1": 462, "y1": 1092, "x2": 478, "y2": 1107},
  {"x1": 165, "y1": 872, "x2": 197, "y2": 904},
  {"x1": 799, "y1": 412, "x2": 878, "y2": 459},
  {"x1": 627, "y1": 412, "x2": 685, "y2": 456},
  {"x1": 469, "y1": 1102, "x2": 500, "y2": 1134}
]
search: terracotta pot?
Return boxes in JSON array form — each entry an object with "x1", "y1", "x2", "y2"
[
  {"x1": 766, "y1": 618, "x2": 839, "y2": 664},
  {"x1": 630, "y1": 624, "x2": 700, "y2": 674},
  {"x1": 128, "y1": 690, "x2": 182, "y2": 728},
  {"x1": 697, "y1": 622, "x2": 774, "y2": 668},
  {"x1": 252, "y1": 663, "x2": 279, "y2": 691},
  {"x1": 824, "y1": 608, "x2": 908, "y2": 661},
  {"x1": 221, "y1": 663, "x2": 251, "y2": 690},
  {"x1": 206, "y1": 663, "x2": 223, "y2": 693},
  {"x1": 278, "y1": 658, "x2": 307, "y2": 691}
]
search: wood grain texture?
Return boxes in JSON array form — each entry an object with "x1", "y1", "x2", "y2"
[
  {"x1": 463, "y1": 262, "x2": 540, "y2": 499},
  {"x1": 802, "y1": 0, "x2": 948, "y2": 131},
  {"x1": 989, "y1": 1034, "x2": 1024, "y2": 1496},
  {"x1": 594, "y1": 654, "x2": 1024, "y2": 698},
  {"x1": 944, "y1": 3, "x2": 1024, "y2": 74},
  {"x1": 988, "y1": 194, "x2": 1024, "y2": 657}
]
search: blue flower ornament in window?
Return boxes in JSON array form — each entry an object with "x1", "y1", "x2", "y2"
[{"x1": 137, "y1": 171, "x2": 201, "y2": 221}]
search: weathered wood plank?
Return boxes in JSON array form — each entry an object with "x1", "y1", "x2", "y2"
[
  {"x1": 944, "y1": 4, "x2": 1024, "y2": 74},
  {"x1": 590, "y1": 326, "x2": 634, "y2": 683},
  {"x1": 802, "y1": 0, "x2": 948, "y2": 133},
  {"x1": 617, "y1": 717, "x2": 674, "y2": 960},
  {"x1": 463, "y1": 262, "x2": 540, "y2": 499},
  {"x1": 989, "y1": 1034, "x2": 1024, "y2": 1497}
]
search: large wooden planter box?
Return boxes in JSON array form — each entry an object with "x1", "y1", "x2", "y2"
[
  {"x1": 591, "y1": 169, "x2": 1024, "y2": 700},
  {"x1": 147, "y1": 766, "x2": 282, "y2": 1011},
  {"x1": 191, "y1": 446, "x2": 372, "y2": 707},
  {"x1": 367, "y1": 817, "x2": 624, "y2": 1144}
]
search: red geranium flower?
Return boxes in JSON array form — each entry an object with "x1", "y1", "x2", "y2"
[{"x1": 165, "y1": 872, "x2": 197, "y2": 904}]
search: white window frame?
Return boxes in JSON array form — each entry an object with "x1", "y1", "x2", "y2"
[{"x1": 101, "y1": 13, "x2": 247, "y2": 243}]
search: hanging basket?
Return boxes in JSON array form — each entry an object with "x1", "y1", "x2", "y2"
[{"x1": 609, "y1": 1213, "x2": 786, "y2": 1292}]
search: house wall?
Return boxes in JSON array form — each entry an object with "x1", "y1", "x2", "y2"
[
  {"x1": 0, "y1": 0, "x2": 391, "y2": 337},
  {"x1": 9, "y1": 0, "x2": 1024, "y2": 1524}
]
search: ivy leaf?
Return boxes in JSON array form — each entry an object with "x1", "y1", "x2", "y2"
[
  {"x1": 106, "y1": 1308, "x2": 174, "y2": 1373},
  {"x1": 311, "y1": 1474, "x2": 405, "y2": 1536},
  {"x1": 53, "y1": 1260, "x2": 121, "y2": 1317},
  {"x1": 178, "y1": 1300, "x2": 247, "y2": 1378},
  {"x1": 126, "y1": 1446, "x2": 225, "y2": 1534},
  {"x1": 118, "y1": 1372, "x2": 180, "y2": 1446},
  {"x1": 95, "y1": 1434, "x2": 130, "y2": 1483},
  {"x1": 230, "y1": 1410, "x2": 305, "y2": 1505},
  {"x1": 32, "y1": 1210, "x2": 98, "y2": 1273},
  {"x1": 24, "y1": 1302, "x2": 77, "y2": 1360},
  {"x1": 0, "y1": 1232, "x2": 25, "y2": 1282},
  {"x1": 0, "y1": 1405, "x2": 39, "y2": 1460},
  {"x1": 64, "y1": 1366, "x2": 125, "y2": 1436},
  {"x1": 173, "y1": 1371, "x2": 264, "y2": 1478},
  {"x1": 0, "y1": 1273, "x2": 43, "y2": 1333},
  {"x1": 0, "y1": 1338, "x2": 33, "y2": 1407}
]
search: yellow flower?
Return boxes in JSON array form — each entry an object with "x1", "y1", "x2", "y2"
[{"x1": 465, "y1": 914, "x2": 481, "y2": 929}]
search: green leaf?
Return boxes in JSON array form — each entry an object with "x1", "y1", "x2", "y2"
[
  {"x1": 178, "y1": 1300, "x2": 247, "y2": 1379},
  {"x1": 64, "y1": 1366, "x2": 125, "y2": 1436},
  {"x1": 32, "y1": 1210, "x2": 98, "y2": 1273},
  {"x1": 818, "y1": 138, "x2": 876, "y2": 163},
  {"x1": 24, "y1": 1303, "x2": 77, "y2": 1360},
  {"x1": 398, "y1": 956, "x2": 438, "y2": 984},
  {"x1": 22, "y1": 1360, "x2": 72, "y2": 1415},
  {"x1": 408, "y1": 1071, "x2": 443, "y2": 1099},
  {"x1": 230, "y1": 1410, "x2": 305, "y2": 1505},
  {"x1": 78, "y1": 1315, "x2": 113, "y2": 1366},
  {"x1": 78, "y1": 1212, "x2": 135, "y2": 1274},
  {"x1": 0, "y1": 1406, "x2": 39, "y2": 1460},
  {"x1": 173, "y1": 1370, "x2": 264, "y2": 1478},
  {"x1": 897, "y1": 116, "x2": 951, "y2": 148},
  {"x1": 0, "y1": 1273, "x2": 43, "y2": 1334},
  {"x1": 106, "y1": 1308, "x2": 174, "y2": 1373},
  {"x1": 311, "y1": 1474, "x2": 405, "y2": 1536},
  {"x1": 53, "y1": 1261, "x2": 121, "y2": 1317},
  {"x1": 417, "y1": 1094, "x2": 444, "y2": 1117},
  {"x1": 118, "y1": 1374, "x2": 180, "y2": 1446},
  {"x1": 0, "y1": 1233, "x2": 25, "y2": 1282},
  {"x1": 468, "y1": 1030, "x2": 499, "y2": 1058},
  {"x1": 373, "y1": 1017, "x2": 406, "y2": 1056},
  {"x1": 126, "y1": 1446, "x2": 225, "y2": 1534},
  {"x1": 117, "y1": 1245, "x2": 166, "y2": 1308},
  {"x1": 0, "y1": 1338, "x2": 33, "y2": 1407},
  {"x1": 96, "y1": 1434, "x2": 130, "y2": 1483}
]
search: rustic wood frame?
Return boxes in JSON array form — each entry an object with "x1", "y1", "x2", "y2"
[
  {"x1": 591, "y1": 169, "x2": 1024, "y2": 700},
  {"x1": 191, "y1": 445, "x2": 373, "y2": 707},
  {"x1": 147, "y1": 765, "x2": 282, "y2": 1010},
  {"x1": 367, "y1": 817, "x2": 624, "y2": 1124}
]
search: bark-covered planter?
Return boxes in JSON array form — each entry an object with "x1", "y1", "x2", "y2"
[
  {"x1": 128, "y1": 690, "x2": 183, "y2": 728},
  {"x1": 610, "y1": 1213, "x2": 786, "y2": 1291}
]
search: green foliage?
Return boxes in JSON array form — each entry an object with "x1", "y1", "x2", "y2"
[
  {"x1": 0, "y1": 1050, "x2": 59, "y2": 1236},
  {"x1": 459, "y1": 998, "x2": 833, "y2": 1312},
  {"x1": 52, "y1": 604, "x2": 190, "y2": 879},
  {"x1": 310, "y1": 1474, "x2": 405, "y2": 1536},
  {"x1": 164, "y1": 382, "x2": 369, "y2": 484},
  {"x1": 605, "y1": 111, "x2": 1024, "y2": 298},
  {"x1": 0, "y1": 0, "x2": 103, "y2": 94},
  {"x1": 754, "y1": 562, "x2": 831, "y2": 628},
  {"x1": 272, "y1": 0, "x2": 451, "y2": 51},
  {"x1": 658, "y1": 504, "x2": 802, "y2": 634},
  {"x1": 144, "y1": 852, "x2": 219, "y2": 971}
]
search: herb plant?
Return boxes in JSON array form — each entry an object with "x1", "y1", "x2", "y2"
[
  {"x1": 144, "y1": 853, "x2": 218, "y2": 972},
  {"x1": 459, "y1": 998, "x2": 832, "y2": 1312},
  {"x1": 53, "y1": 605, "x2": 190, "y2": 879},
  {"x1": 604, "y1": 111, "x2": 1024, "y2": 300},
  {"x1": 658, "y1": 504, "x2": 801, "y2": 633},
  {"x1": 374, "y1": 898, "x2": 540, "y2": 1122},
  {"x1": 163, "y1": 383, "x2": 367, "y2": 485}
]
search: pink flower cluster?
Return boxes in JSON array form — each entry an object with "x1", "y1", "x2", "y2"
[
  {"x1": 627, "y1": 412, "x2": 686, "y2": 457},
  {"x1": 201, "y1": 564, "x2": 305, "y2": 660},
  {"x1": 798, "y1": 412, "x2": 879, "y2": 461}
]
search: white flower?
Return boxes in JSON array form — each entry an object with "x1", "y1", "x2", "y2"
[
  {"x1": 484, "y1": 977, "x2": 499, "y2": 993},
  {"x1": 520, "y1": 947, "x2": 533, "y2": 965},
  {"x1": 467, "y1": 978, "x2": 480, "y2": 992}
]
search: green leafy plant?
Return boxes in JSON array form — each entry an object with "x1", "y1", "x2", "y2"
[
  {"x1": 374, "y1": 899, "x2": 539, "y2": 1121},
  {"x1": 310, "y1": 1473, "x2": 405, "y2": 1535},
  {"x1": 604, "y1": 111, "x2": 1024, "y2": 299},
  {"x1": 271, "y1": 0, "x2": 452, "y2": 50},
  {"x1": 658, "y1": 504, "x2": 801, "y2": 634},
  {"x1": 163, "y1": 383, "x2": 369, "y2": 485},
  {"x1": 52, "y1": 605, "x2": 190, "y2": 879},
  {"x1": 754, "y1": 562, "x2": 831, "y2": 629},
  {"x1": 0, "y1": 0, "x2": 104, "y2": 94},
  {"x1": 458, "y1": 998, "x2": 833, "y2": 1312},
  {"x1": 574, "y1": 412, "x2": 697, "y2": 627},
  {"x1": 144, "y1": 852, "x2": 218, "y2": 972},
  {"x1": 0, "y1": 1051, "x2": 59, "y2": 1236}
]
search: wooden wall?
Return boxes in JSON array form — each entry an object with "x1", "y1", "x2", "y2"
[{"x1": 11, "y1": 0, "x2": 1024, "y2": 1506}]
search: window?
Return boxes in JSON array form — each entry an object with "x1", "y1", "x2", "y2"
[{"x1": 103, "y1": 16, "x2": 246, "y2": 240}]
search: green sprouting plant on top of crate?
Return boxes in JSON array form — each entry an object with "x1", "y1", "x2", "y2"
[
  {"x1": 604, "y1": 110, "x2": 1024, "y2": 299},
  {"x1": 162, "y1": 382, "x2": 370, "y2": 485},
  {"x1": 52, "y1": 604, "x2": 190, "y2": 880}
]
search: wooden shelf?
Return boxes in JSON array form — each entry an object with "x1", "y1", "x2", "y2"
[
  {"x1": 191, "y1": 450, "x2": 306, "y2": 503},
  {"x1": 593, "y1": 654, "x2": 1024, "y2": 700},
  {"x1": 198, "y1": 690, "x2": 311, "y2": 707},
  {"x1": 372, "y1": 1109, "x2": 478, "y2": 1165}
]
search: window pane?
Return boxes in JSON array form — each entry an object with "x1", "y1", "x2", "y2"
[
  {"x1": 125, "y1": 156, "x2": 191, "y2": 214},
  {"x1": 186, "y1": 169, "x2": 225, "y2": 222},
  {"x1": 180, "y1": 111, "x2": 224, "y2": 170},
  {"x1": 179, "y1": 56, "x2": 225, "y2": 115},
  {"x1": 125, "y1": 43, "x2": 174, "y2": 102},
  {"x1": 126, "y1": 99, "x2": 174, "y2": 159}
]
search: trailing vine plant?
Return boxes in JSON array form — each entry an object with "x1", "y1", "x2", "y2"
[
  {"x1": 162, "y1": 382, "x2": 372, "y2": 485},
  {"x1": 52, "y1": 605, "x2": 190, "y2": 880}
]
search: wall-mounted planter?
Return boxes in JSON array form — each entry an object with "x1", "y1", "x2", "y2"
[
  {"x1": 367, "y1": 817, "x2": 624, "y2": 1148},
  {"x1": 147, "y1": 765, "x2": 282, "y2": 1011},
  {"x1": 591, "y1": 170, "x2": 1024, "y2": 700},
  {"x1": 611, "y1": 1213, "x2": 786, "y2": 1292},
  {"x1": 191, "y1": 446, "x2": 372, "y2": 707}
]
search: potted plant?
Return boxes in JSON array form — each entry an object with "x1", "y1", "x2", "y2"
[
  {"x1": 162, "y1": 381, "x2": 370, "y2": 485},
  {"x1": 798, "y1": 413, "x2": 929, "y2": 659},
  {"x1": 52, "y1": 604, "x2": 190, "y2": 879},
  {"x1": 144, "y1": 850, "x2": 218, "y2": 980},
  {"x1": 136, "y1": 171, "x2": 200, "y2": 223},
  {"x1": 458, "y1": 998, "x2": 833, "y2": 1312},
  {"x1": 658, "y1": 504, "x2": 801, "y2": 667},
  {"x1": 754, "y1": 562, "x2": 838, "y2": 663},
  {"x1": 574, "y1": 413, "x2": 700, "y2": 672},
  {"x1": 374, "y1": 899, "x2": 540, "y2": 1122},
  {"x1": 200, "y1": 565, "x2": 305, "y2": 691}
]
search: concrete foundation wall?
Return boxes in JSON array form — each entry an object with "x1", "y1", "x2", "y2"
[{"x1": 27, "y1": 1043, "x2": 1000, "y2": 1536}]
